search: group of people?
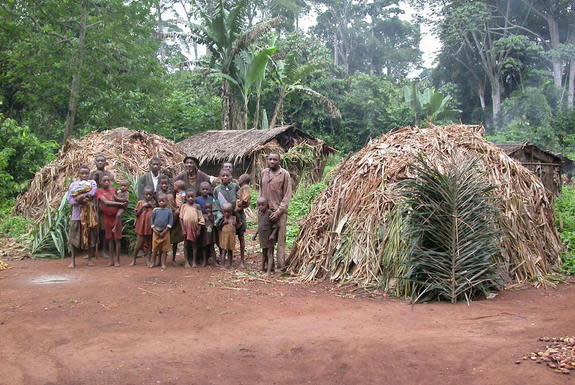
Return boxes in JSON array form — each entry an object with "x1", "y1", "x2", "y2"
[{"x1": 66, "y1": 153, "x2": 292, "y2": 274}]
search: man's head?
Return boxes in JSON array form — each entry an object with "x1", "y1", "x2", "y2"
[
  {"x1": 184, "y1": 156, "x2": 199, "y2": 173},
  {"x1": 222, "y1": 162, "x2": 234, "y2": 174},
  {"x1": 78, "y1": 165, "x2": 90, "y2": 180},
  {"x1": 95, "y1": 155, "x2": 107, "y2": 171},
  {"x1": 150, "y1": 156, "x2": 162, "y2": 174},
  {"x1": 267, "y1": 153, "x2": 280, "y2": 170}
]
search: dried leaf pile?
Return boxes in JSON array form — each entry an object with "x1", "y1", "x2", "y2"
[
  {"x1": 521, "y1": 337, "x2": 575, "y2": 374},
  {"x1": 15, "y1": 128, "x2": 187, "y2": 218},
  {"x1": 286, "y1": 124, "x2": 563, "y2": 294}
]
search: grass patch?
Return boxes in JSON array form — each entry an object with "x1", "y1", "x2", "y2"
[{"x1": 555, "y1": 186, "x2": 575, "y2": 275}]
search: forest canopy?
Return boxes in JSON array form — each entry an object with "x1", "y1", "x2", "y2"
[{"x1": 0, "y1": 0, "x2": 574, "y2": 200}]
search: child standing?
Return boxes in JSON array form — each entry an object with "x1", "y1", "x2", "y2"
[
  {"x1": 200, "y1": 202, "x2": 217, "y2": 266},
  {"x1": 253, "y1": 196, "x2": 278, "y2": 274},
  {"x1": 96, "y1": 175, "x2": 127, "y2": 266},
  {"x1": 67, "y1": 165, "x2": 98, "y2": 268},
  {"x1": 195, "y1": 181, "x2": 214, "y2": 214},
  {"x1": 180, "y1": 190, "x2": 204, "y2": 268},
  {"x1": 131, "y1": 186, "x2": 156, "y2": 266},
  {"x1": 151, "y1": 194, "x2": 173, "y2": 270},
  {"x1": 235, "y1": 174, "x2": 251, "y2": 268},
  {"x1": 170, "y1": 180, "x2": 186, "y2": 263},
  {"x1": 112, "y1": 180, "x2": 130, "y2": 233},
  {"x1": 219, "y1": 202, "x2": 239, "y2": 268}
]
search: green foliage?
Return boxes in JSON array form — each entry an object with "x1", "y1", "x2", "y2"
[
  {"x1": 555, "y1": 186, "x2": 575, "y2": 275},
  {"x1": 31, "y1": 194, "x2": 70, "y2": 258},
  {"x1": 402, "y1": 156, "x2": 499, "y2": 303},
  {"x1": 0, "y1": 114, "x2": 57, "y2": 199},
  {"x1": 402, "y1": 84, "x2": 460, "y2": 125}
]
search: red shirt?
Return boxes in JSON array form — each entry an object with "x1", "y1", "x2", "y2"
[{"x1": 96, "y1": 187, "x2": 119, "y2": 217}]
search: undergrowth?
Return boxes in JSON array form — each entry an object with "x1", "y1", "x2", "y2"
[{"x1": 555, "y1": 186, "x2": 575, "y2": 275}]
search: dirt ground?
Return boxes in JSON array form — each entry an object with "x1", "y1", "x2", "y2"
[{"x1": 1, "y1": 250, "x2": 575, "y2": 385}]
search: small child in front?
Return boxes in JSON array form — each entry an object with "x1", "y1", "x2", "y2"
[
  {"x1": 200, "y1": 202, "x2": 216, "y2": 266},
  {"x1": 112, "y1": 180, "x2": 130, "y2": 233},
  {"x1": 219, "y1": 202, "x2": 239, "y2": 268},
  {"x1": 170, "y1": 179, "x2": 187, "y2": 263},
  {"x1": 235, "y1": 173, "x2": 251, "y2": 268},
  {"x1": 253, "y1": 196, "x2": 278, "y2": 274},
  {"x1": 151, "y1": 193, "x2": 173, "y2": 269},
  {"x1": 195, "y1": 181, "x2": 213, "y2": 214},
  {"x1": 67, "y1": 165, "x2": 98, "y2": 268},
  {"x1": 180, "y1": 189, "x2": 204, "y2": 268},
  {"x1": 131, "y1": 186, "x2": 156, "y2": 266}
]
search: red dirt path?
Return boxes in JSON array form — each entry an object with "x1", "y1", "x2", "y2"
[{"x1": 1, "y1": 257, "x2": 574, "y2": 385}]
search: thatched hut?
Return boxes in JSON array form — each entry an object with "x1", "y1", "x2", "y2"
[
  {"x1": 177, "y1": 126, "x2": 335, "y2": 187},
  {"x1": 495, "y1": 142, "x2": 563, "y2": 195},
  {"x1": 287, "y1": 125, "x2": 563, "y2": 294},
  {"x1": 16, "y1": 128, "x2": 186, "y2": 218}
]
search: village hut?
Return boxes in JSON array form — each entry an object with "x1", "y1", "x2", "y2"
[
  {"x1": 495, "y1": 142, "x2": 563, "y2": 195},
  {"x1": 16, "y1": 128, "x2": 186, "y2": 218},
  {"x1": 177, "y1": 126, "x2": 335, "y2": 187},
  {"x1": 287, "y1": 125, "x2": 563, "y2": 295}
]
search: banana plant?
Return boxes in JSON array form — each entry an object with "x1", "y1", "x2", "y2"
[
  {"x1": 31, "y1": 193, "x2": 70, "y2": 258},
  {"x1": 403, "y1": 84, "x2": 461, "y2": 126}
]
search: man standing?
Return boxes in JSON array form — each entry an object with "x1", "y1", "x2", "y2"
[
  {"x1": 137, "y1": 156, "x2": 168, "y2": 199},
  {"x1": 174, "y1": 156, "x2": 212, "y2": 194},
  {"x1": 259, "y1": 153, "x2": 292, "y2": 270}
]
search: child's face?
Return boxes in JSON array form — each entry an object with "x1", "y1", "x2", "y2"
[
  {"x1": 201, "y1": 186, "x2": 209, "y2": 196},
  {"x1": 205, "y1": 204, "x2": 212, "y2": 214},
  {"x1": 101, "y1": 176, "x2": 111, "y2": 188},
  {"x1": 220, "y1": 172, "x2": 231, "y2": 185},
  {"x1": 257, "y1": 200, "x2": 267, "y2": 212},
  {"x1": 95, "y1": 157, "x2": 106, "y2": 170},
  {"x1": 144, "y1": 190, "x2": 154, "y2": 201},
  {"x1": 158, "y1": 198, "x2": 167, "y2": 208},
  {"x1": 119, "y1": 183, "x2": 129, "y2": 192},
  {"x1": 186, "y1": 192, "x2": 195, "y2": 204},
  {"x1": 223, "y1": 208, "x2": 232, "y2": 217},
  {"x1": 79, "y1": 168, "x2": 90, "y2": 180},
  {"x1": 160, "y1": 180, "x2": 169, "y2": 191}
]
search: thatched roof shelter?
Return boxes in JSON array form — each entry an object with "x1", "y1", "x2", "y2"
[
  {"x1": 178, "y1": 126, "x2": 335, "y2": 186},
  {"x1": 16, "y1": 128, "x2": 186, "y2": 218},
  {"x1": 287, "y1": 125, "x2": 563, "y2": 294},
  {"x1": 495, "y1": 142, "x2": 563, "y2": 194}
]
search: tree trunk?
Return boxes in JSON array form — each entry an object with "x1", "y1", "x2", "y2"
[
  {"x1": 491, "y1": 76, "x2": 502, "y2": 122},
  {"x1": 333, "y1": 32, "x2": 338, "y2": 66},
  {"x1": 63, "y1": 0, "x2": 88, "y2": 142},
  {"x1": 269, "y1": 90, "x2": 285, "y2": 129},
  {"x1": 252, "y1": 90, "x2": 261, "y2": 129},
  {"x1": 478, "y1": 81, "x2": 486, "y2": 111},
  {"x1": 221, "y1": 80, "x2": 231, "y2": 129},
  {"x1": 568, "y1": 60, "x2": 575, "y2": 107},
  {"x1": 548, "y1": 16, "x2": 564, "y2": 88},
  {"x1": 230, "y1": 95, "x2": 244, "y2": 130}
]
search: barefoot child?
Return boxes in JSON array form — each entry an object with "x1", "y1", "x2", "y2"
[
  {"x1": 213, "y1": 169, "x2": 239, "y2": 263},
  {"x1": 180, "y1": 190, "x2": 204, "y2": 268},
  {"x1": 253, "y1": 196, "x2": 278, "y2": 274},
  {"x1": 235, "y1": 173, "x2": 251, "y2": 268},
  {"x1": 131, "y1": 186, "x2": 156, "y2": 266},
  {"x1": 151, "y1": 194, "x2": 173, "y2": 270},
  {"x1": 67, "y1": 166, "x2": 98, "y2": 268},
  {"x1": 90, "y1": 155, "x2": 114, "y2": 259},
  {"x1": 170, "y1": 180, "x2": 186, "y2": 263},
  {"x1": 219, "y1": 203, "x2": 239, "y2": 268},
  {"x1": 96, "y1": 175, "x2": 127, "y2": 266},
  {"x1": 200, "y1": 202, "x2": 217, "y2": 266},
  {"x1": 195, "y1": 182, "x2": 213, "y2": 214},
  {"x1": 112, "y1": 180, "x2": 130, "y2": 233}
]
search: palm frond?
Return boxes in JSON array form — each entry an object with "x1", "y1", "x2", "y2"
[
  {"x1": 230, "y1": 16, "x2": 283, "y2": 59},
  {"x1": 401, "y1": 154, "x2": 500, "y2": 303},
  {"x1": 291, "y1": 85, "x2": 342, "y2": 119}
]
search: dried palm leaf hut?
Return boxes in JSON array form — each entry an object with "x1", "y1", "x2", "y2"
[
  {"x1": 177, "y1": 126, "x2": 335, "y2": 187},
  {"x1": 287, "y1": 124, "x2": 563, "y2": 294},
  {"x1": 16, "y1": 128, "x2": 186, "y2": 218}
]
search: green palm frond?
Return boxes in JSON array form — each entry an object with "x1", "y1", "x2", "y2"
[
  {"x1": 402, "y1": 155, "x2": 500, "y2": 303},
  {"x1": 31, "y1": 193, "x2": 70, "y2": 258}
]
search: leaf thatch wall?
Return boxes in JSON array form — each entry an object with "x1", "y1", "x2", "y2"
[
  {"x1": 16, "y1": 128, "x2": 186, "y2": 218},
  {"x1": 286, "y1": 125, "x2": 563, "y2": 293}
]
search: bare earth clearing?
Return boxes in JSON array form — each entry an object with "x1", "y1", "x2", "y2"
[{"x1": 1, "y1": 253, "x2": 574, "y2": 385}]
